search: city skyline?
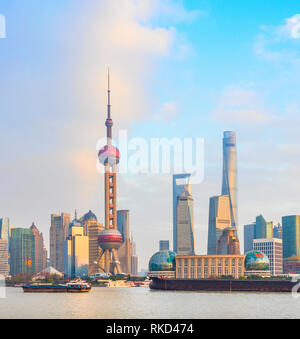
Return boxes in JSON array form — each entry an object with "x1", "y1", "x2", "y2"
[{"x1": 1, "y1": 1, "x2": 300, "y2": 269}]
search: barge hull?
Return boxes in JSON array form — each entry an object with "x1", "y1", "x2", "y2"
[{"x1": 150, "y1": 278, "x2": 299, "y2": 293}]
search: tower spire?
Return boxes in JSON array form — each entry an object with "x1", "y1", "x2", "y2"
[{"x1": 105, "y1": 68, "x2": 113, "y2": 140}]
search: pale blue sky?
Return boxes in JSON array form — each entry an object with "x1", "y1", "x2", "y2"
[{"x1": 1, "y1": 0, "x2": 300, "y2": 268}]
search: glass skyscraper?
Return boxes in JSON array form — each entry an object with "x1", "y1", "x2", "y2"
[
  {"x1": 173, "y1": 174, "x2": 195, "y2": 255},
  {"x1": 244, "y1": 223, "x2": 256, "y2": 253},
  {"x1": 222, "y1": 131, "x2": 238, "y2": 230},
  {"x1": 255, "y1": 215, "x2": 273, "y2": 239},
  {"x1": 282, "y1": 215, "x2": 300, "y2": 259}
]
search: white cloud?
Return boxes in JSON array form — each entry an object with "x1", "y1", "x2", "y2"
[
  {"x1": 281, "y1": 14, "x2": 300, "y2": 39},
  {"x1": 213, "y1": 85, "x2": 274, "y2": 124},
  {"x1": 153, "y1": 102, "x2": 179, "y2": 121}
]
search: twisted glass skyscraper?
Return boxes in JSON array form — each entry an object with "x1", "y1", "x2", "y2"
[{"x1": 222, "y1": 131, "x2": 238, "y2": 230}]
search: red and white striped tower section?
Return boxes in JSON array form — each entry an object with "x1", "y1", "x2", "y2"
[{"x1": 97, "y1": 71, "x2": 123, "y2": 275}]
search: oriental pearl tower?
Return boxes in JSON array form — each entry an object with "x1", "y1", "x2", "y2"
[{"x1": 97, "y1": 70, "x2": 123, "y2": 275}]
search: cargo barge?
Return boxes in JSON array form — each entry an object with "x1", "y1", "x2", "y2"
[
  {"x1": 22, "y1": 280, "x2": 91, "y2": 293},
  {"x1": 150, "y1": 277, "x2": 299, "y2": 293}
]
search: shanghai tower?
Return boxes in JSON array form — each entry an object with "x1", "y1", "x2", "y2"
[{"x1": 221, "y1": 131, "x2": 238, "y2": 230}]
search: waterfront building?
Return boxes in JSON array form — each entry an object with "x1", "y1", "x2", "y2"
[
  {"x1": 217, "y1": 227, "x2": 240, "y2": 255},
  {"x1": 207, "y1": 195, "x2": 232, "y2": 254},
  {"x1": 244, "y1": 223, "x2": 256, "y2": 253},
  {"x1": 175, "y1": 182, "x2": 195, "y2": 255},
  {"x1": 81, "y1": 211, "x2": 105, "y2": 276},
  {"x1": 96, "y1": 72, "x2": 123, "y2": 275},
  {"x1": 282, "y1": 215, "x2": 300, "y2": 273},
  {"x1": 0, "y1": 240, "x2": 9, "y2": 277},
  {"x1": 0, "y1": 218, "x2": 9, "y2": 277},
  {"x1": 244, "y1": 250, "x2": 270, "y2": 277},
  {"x1": 253, "y1": 238, "x2": 283, "y2": 276},
  {"x1": 273, "y1": 223, "x2": 282, "y2": 239},
  {"x1": 30, "y1": 223, "x2": 45, "y2": 274},
  {"x1": 43, "y1": 247, "x2": 48, "y2": 269},
  {"x1": 10, "y1": 228, "x2": 35, "y2": 276},
  {"x1": 176, "y1": 254, "x2": 245, "y2": 280},
  {"x1": 50, "y1": 213, "x2": 70, "y2": 272},
  {"x1": 222, "y1": 131, "x2": 238, "y2": 229},
  {"x1": 0, "y1": 218, "x2": 9, "y2": 241},
  {"x1": 117, "y1": 210, "x2": 131, "y2": 274},
  {"x1": 149, "y1": 250, "x2": 176, "y2": 278},
  {"x1": 64, "y1": 220, "x2": 89, "y2": 278},
  {"x1": 159, "y1": 240, "x2": 170, "y2": 251},
  {"x1": 173, "y1": 174, "x2": 192, "y2": 253},
  {"x1": 256, "y1": 215, "x2": 273, "y2": 239}
]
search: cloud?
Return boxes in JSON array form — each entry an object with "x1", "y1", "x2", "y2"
[
  {"x1": 254, "y1": 14, "x2": 300, "y2": 64},
  {"x1": 213, "y1": 85, "x2": 274, "y2": 124},
  {"x1": 153, "y1": 102, "x2": 179, "y2": 122}
]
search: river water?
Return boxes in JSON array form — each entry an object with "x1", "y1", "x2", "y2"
[{"x1": 1, "y1": 287, "x2": 300, "y2": 319}]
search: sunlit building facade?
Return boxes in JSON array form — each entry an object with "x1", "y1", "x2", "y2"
[
  {"x1": 0, "y1": 240, "x2": 9, "y2": 278},
  {"x1": 64, "y1": 221, "x2": 89, "y2": 278},
  {"x1": 217, "y1": 227, "x2": 240, "y2": 255},
  {"x1": 50, "y1": 213, "x2": 70, "y2": 273},
  {"x1": 222, "y1": 131, "x2": 238, "y2": 230},
  {"x1": 176, "y1": 255, "x2": 245, "y2": 280},
  {"x1": 0, "y1": 218, "x2": 9, "y2": 241},
  {"x1": 176, "y1": 185, "x2": 195, "y2": 255},
  {"x1": 207, "y1": 195, "x2": 232, "y2": 254},
  {"x1": 30, "y1": 223, "x2": 45, "y2": 274},
  {"x1": 244, "y1": 223, "x2": 256, "y2": 253},
  {"x1": 256, "y1": 215, "x2": 273, "y2": 239},
  {"x1": 173, "y1": 174, "x2": 192, "y2": 253}
]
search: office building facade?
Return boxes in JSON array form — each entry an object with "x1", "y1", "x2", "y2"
[
  {"x1": 282, "y1": 215, "x2": 300, "y2": 273},
  {"x1": 30, "y1": 223, "x2": 45, "y2": 274},
  {"x1": 244, "y1": 223, "x2": 256, "y2": 253},
  {"x1": 256, "y1": 215, "x2": 273, "y2": 239},
  {"x1": 159, "y1": 240, "x2": 170, "y2": 251},
  {"x1": 253, "y1": 238, "x2": 283, "y2": 276},
  {"x1": 0, "y1": 240, "x2": 9, "y2": 278},
  {"x1": 173, "y1": 174, "x2": 192, "y2": 253},
  {"x1": 176, "y1": 185, "x2": 195, "y2": 255},
  {"x1": 207, "y1": 195, "x2": 232, "y2": 254},
  {"x1": 117, "y1": 210, "x2": 131, "y2": 274},
  {"x1": 64, "y1": 221, "x2": 89, "y2": 278},
  {"x1": 0, "y1": 218, "x2": 9, "y2": 241},
  {"x1": 10, "y1": 228, "x2": 35, "y2": 276},
  {"x1": 222, "y1": 131, "x2": 238, "y2": 229},
  {"x1": 273, "y1": 223, "x2": 282, "y2": 239},
  {"x1": 50, "y1": 213, "x2": 70, "y2": 273},
  {"x1": 217, "y1": 227, "x2": 240, "y2": 255}
]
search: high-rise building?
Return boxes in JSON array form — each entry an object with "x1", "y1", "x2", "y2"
[
  {"x1": 244, "y1": 223, "x2": 256, "y2": 253},
  {"x1": 207, "y1": 195, "x2": 232, "y2": 255},
  {"x1": 50, "y1": 213, "x2": 70, "y2": 273},
  {"x1": 97, "y1": 71, "x2": 123, "y2": 275},
  {"x1": 81, "y1": 211, "x2": 105, "y2": 276},
  {"x1": 282, "y1": 215, "x2": 300, "y2": 273},
  {"x1": 64, "y1": 220, "x2": 89, "y2": 278},
  {"x1": 131, "y1": 240, "x2": 138, "y2": 276},
  {"x1": 217, "y1": 228, "x2": 240, "y2": 255},
  {"x1": 222, "y1": 131, "x2": 238, "y2": 230},
  {"x1": 43, "y1": 247, "x2": 48, "y2": 270},
  {"x1": 273, "y1": 223, "x2": 282, "y2": 239},
  {"x1": 159, "y1": 240, "x2": 170, "y2": 251},
  {"x1": 10, "y1": 228, "x2": 35, "y2": 276},
  {"x1": 253, "y1": 238, "x2": 283, "y2": 276},
  {"x1": 30, "y1": 223, "x2": 45, "y2": 274},
  {"x1": 117, "y1": 210, "x2": 131, "y2": 274},
  {"x1": 256, "y1": 215, "x2": 273, "y2": 239},
  {"x1": 0, "y1": 240, "x2": 9, "y2": 278},
  {"x1": 0, "y1": 218, "x2": 9, "y2": 241},
  {"x1": 175, "y1": 183, "x2": 195, "y2": 255},
  {"x1": 0, "y1": 218, "x2": 9, "y2": 278},
  {"x1": 173, "y1": 174, "x2": 192, "y2": 253}
]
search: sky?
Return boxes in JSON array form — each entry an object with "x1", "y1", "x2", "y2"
[{"x1": 1, "y1": 0, "x2": 300, "y2": 270}]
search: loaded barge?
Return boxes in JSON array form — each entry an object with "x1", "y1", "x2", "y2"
[
  {"x1": 150, "y1": 277, "x2": 300, "y2": 293},
  {"x1": 22, "y1": 280, "x2": 91, "y2": 293}
]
